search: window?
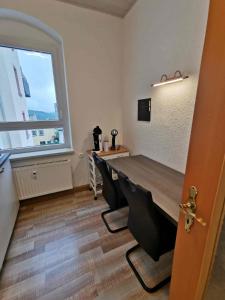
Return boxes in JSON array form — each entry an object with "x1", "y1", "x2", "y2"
[
  {"x1": 0, "y1": 43, "x2": 71, "y2": 153},
  {"x1": 38, "y1": 129, "x2": 44, "y2": 136},
  {"x1": 32, "y1": 130, "x2": 37, "y2": 137}
]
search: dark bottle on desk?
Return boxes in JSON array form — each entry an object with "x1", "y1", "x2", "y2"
[{"x1": 93, "y1": 126, "x2": 102, "y2": 151}]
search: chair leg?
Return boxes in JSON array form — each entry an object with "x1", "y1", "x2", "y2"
[
  {"x1": 126, "y1": 244, "x2": 171, "y2": 293},
  {"x1": 101, "y1": 209, "x2": 128, "y2": 233}
]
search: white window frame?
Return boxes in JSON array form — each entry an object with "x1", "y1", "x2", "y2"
[{"x1": 0, "y1": 35, "x2": 72, "y2": 154}]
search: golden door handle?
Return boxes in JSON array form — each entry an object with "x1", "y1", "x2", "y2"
[
  {"x1": 189, "y1": 212, "x2": 207, "y2": 226},
  {"x1": 179, "y1": 186, "x2": 207, "y2": 232},
  {"x1": 179, "y1": 205, "x2": 207, "y2": 227},
  {"x1": 180, "y1": 201, "x2": 195, "y2": 209}
]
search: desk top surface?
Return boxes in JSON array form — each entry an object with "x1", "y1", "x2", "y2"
[
  {"x1": 107, "y1": 155, "x2": 184, "y2": 223},
  {"x1": 87, "y1": 146, "x2": 129, "y2": 157}
]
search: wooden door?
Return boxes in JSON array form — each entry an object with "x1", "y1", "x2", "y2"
[{"x1": 169, "y1": 0, "x2": 225, "y2": 299}]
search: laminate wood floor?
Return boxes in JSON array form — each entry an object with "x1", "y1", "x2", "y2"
[{"x1": 0, "y1": 190, "x2": 170, "y2": 300}]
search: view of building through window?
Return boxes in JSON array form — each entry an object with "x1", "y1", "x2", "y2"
[
  {"x1": 0, "y1": 46, "x2": 64, "y2": 150},
  {"x1": 0, "y1": 128, "x2": 64, "y2": 150}
]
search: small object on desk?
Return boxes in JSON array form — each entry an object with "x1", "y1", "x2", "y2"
[
  {"x1": 87, "y1": 146, "x2": 129, "y2": 200},
  {"x1": 93, "y1": 126, "x2": 102, "y2": 151},
  {"x1": 103, "y1": 136, "x2": 109, "y2": 152},
  {"x1": 111, "y1": 129, "x2": 118, "y2": 150},
  {"x1": 103, "y1": 141, "x2": 109, "y2": 152}
]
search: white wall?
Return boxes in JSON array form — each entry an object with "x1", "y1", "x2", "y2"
[
  {"x1": 122, "y1": 0, "x2": 209, "y2": 173},
  {"x1": 0, "y1": 0, "x2": 123, "y2": 186},
  {"x1": 0, "y1": 0, "x2": 210, "y2": 186}
]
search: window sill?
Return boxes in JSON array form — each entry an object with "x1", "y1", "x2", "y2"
[{"x1": 10, "y1": 148, "x2": 74, "y2": 162}]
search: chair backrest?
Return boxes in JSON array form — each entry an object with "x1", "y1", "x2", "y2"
[
  {"x1": 118, "y1": 172, "x2": 161, "y2": 261},
  {"x1": 92, "y1": 152, "x2": 118, "y2": 210}
]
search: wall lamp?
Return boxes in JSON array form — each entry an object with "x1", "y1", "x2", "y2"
[{"x1": 151, "y1": 70, "x2": 189, "y2": 87}]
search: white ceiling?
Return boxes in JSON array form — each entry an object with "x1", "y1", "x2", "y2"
[{"x1": 57, "y1": 0, "x2": 137, "y2": 18}]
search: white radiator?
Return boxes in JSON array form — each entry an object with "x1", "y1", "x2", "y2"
[{"x1": 13, "y1": 160, "x2": 73, "y2": 200}]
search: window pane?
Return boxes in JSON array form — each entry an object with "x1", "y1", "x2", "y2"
[
  {"x1": 0, "y1": 128, "x2": 64, "y2": 150},
  {"x1": 0, "y1": 46, "x2": 58, "y2": 122}
]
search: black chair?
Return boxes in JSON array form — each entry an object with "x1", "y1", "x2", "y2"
[
  {"x1": 92, "y1": 153, "x2": 128, "y2": 233},
  {"x1": 118, "y1": 172, "x2": 177, "y2": 293}
]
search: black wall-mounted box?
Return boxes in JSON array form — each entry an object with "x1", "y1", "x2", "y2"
[{"x1": 138, "y1": 98, "x2": 151, "y2": 122}]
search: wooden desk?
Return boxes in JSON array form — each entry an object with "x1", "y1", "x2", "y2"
[
  {"x1": 107, "y1": 155, "x2": 184, "y2": 223},
  {"x1": 87, "y1": 146, "x2": 129, "y2": 159}
]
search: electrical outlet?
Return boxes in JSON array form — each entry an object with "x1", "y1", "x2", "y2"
[{"x1": 79, "y1": 153, "x2": 84, "y2": 158}]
